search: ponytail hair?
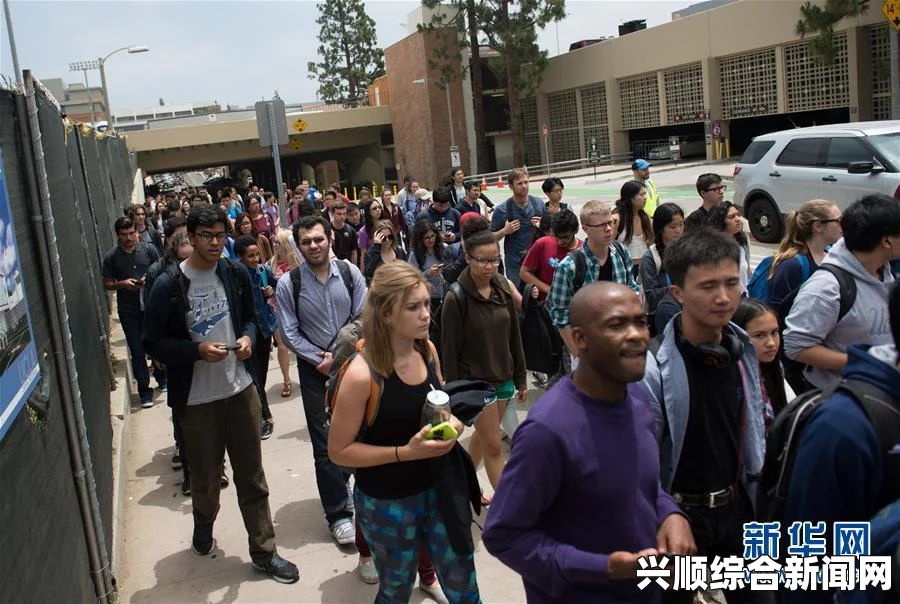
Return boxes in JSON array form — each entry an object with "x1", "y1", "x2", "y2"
[
  {"x1": 616, "y1": 180, "x2": 653, "y2": 245},
  {"x1": 769, "y1": 199, "x2": 837, "y2": 278}
]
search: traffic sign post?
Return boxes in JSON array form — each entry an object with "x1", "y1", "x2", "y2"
[
  {"x1": 669, "y1": 136, "x2": 681, "y2": 162},
  {"x1": 587, "y1": 136, "x2": 600, "y2": 176},
  {"x1": 256, "y1": 100, "x2": 289, "y2": 226},
  {"x1": 450, "y1": 145, "x2": 461, "y2": 169},
  {"x1": 542, "y1": 123, "x2": 550, "y2": 177},
  {"x1": 711, "y1": 121, "x2": 723, "y2": 139}
]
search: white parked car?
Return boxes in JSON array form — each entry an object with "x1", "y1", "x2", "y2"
[{"x1": 732, "y1": 121, "x2": 900, "y2": 243}]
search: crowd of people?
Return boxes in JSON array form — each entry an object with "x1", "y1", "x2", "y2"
[{"x1": 100, "y1": 160, "x2": 900, "y2": 603}]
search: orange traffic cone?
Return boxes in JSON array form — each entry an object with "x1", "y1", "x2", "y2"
[
  {"x1": 481, "y1": 175, "x2": 487, "y2": 189},
  {"x1": 497, "y1": 175, "x2": 504, "y2": 189}
]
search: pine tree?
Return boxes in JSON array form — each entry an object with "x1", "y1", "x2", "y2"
[
  {"x1": 421, "y1": 0, "x2": 565, "y2": 168},
  {"x1": 308, "y1": 0, "x2": 385, "y2": 104}
]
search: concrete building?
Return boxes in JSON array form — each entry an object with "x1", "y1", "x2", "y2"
[
  {"x1": 43, "y1": 78, "x2": 106, "y2": 124},
  {"x1": 384, "y1": 0, "x2": 894, "y2": 181},
  {"x1": 112, "y1": 102, "x2": 219, "y2": 132}
]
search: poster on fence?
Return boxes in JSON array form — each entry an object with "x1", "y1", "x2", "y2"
[{"x1": 0, "y1": 149, "x2": 41, "y2": 440}]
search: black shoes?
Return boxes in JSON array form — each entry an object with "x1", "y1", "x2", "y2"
[
  {"x1": 191, "y1": 524, "x2": 215, "y2": 556},
  {"x1": 252, "y1": 554, "x2": 300, "y2": 584}
]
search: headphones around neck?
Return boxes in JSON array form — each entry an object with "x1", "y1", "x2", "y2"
[{"x1": 679, "y1": 324, "x2": 744, "y2": 370}]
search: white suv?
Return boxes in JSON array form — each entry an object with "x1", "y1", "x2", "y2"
[{"x1": 733, "y1": 121, "x2": 900, "y2": 243}]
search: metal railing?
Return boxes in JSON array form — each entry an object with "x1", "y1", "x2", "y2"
[{"x1": 466, "y1": 151, "x2": 634, "y2": 187}]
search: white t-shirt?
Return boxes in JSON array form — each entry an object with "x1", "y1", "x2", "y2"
[{"x1": 180, "y1": 260, "x2": 252, "y2": 405}]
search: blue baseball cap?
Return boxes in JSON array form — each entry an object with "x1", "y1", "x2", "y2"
[{"x1": 632, "y1": 159, "x2": 651, "y2": 170}]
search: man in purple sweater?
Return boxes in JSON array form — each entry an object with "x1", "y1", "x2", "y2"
[{"x1": 483, "y1": 282, "x2": 695, "y2": 603}]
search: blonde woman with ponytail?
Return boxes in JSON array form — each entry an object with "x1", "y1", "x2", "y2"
[{"x1": 768, "y1": 199, "x2": 842, "y2": 306}]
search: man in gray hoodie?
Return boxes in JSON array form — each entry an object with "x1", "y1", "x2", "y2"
[{"x1": 783, "y1": 194, "x2": 900, "y2": 391}]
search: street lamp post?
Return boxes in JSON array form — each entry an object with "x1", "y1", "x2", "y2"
[
  {"x1": 413, "y1": 78, "x2": 458, "y2": 167},
  {"x1": 97, "y1": 45, "x2": 149, "y2": 127}
]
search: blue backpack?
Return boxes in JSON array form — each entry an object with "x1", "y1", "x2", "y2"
[{"x1": 747, "y1": 254, "x2": 810, "y2": 303}]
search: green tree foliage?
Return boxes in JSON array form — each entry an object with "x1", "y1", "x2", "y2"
[
  {"x1": 421, "y1": 0, "x2": 565, "y2": 168},
  {"x1": 795, "y1": 0, "x2": 869, "y2": 64},
  {"x1": 308, "y1": 0, "x2": 386, "y2": 103}
]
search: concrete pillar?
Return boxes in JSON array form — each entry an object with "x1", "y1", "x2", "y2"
[
  {"x1": 775, "y1": 45, "x2": 788, "y2": 115},
  {"x1": 658, "y1": 71, "x2": 668, "y2": 126},
  {"x1": 460, "y1": 50, "x2": 478, "y2": 172},
  {"x1": 701, "y1": 57, "x2": 721, "y2": 161},
  {"x1": 606, "y1": 78, "x2": 629, "y2": 157},
  {"x1": 575, "y1": 88, "x2": 586, "y2": 158},
  {"x1": 846, "y1": 26, "x2": 870, "y2": 122}
]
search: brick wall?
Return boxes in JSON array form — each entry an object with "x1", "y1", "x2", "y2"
[{"x1": 385, "y1": 29, "x2": 471, "y2": 190}]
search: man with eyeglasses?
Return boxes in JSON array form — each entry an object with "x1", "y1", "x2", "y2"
[
  {"x1": 275, "y1": 214, "x2": 366, "y2": 547},
  {"x1": 142, "y1": 205, "x2": 299, "y2": 584},
  {"x1": 684, "y1": 173, "x2": 726, "y2": 231},
  {"x1": 548, "y1": 201, "x2": 639, "y2": 370},
  {"x1": 102, "y1": 215, "x2": 161, "y2": 407}
]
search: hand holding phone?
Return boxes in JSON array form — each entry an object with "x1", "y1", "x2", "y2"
[
  {"x1": 425, "y1": 421, "x2": 459, "y2": 441},
  {"x1": 217, "y1": 343, "x2": 242, "y2": 351}
]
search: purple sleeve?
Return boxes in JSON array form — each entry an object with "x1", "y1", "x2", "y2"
[
  {"x1": 483, "y1": 421, "x2": 610, "y2": 597},
  {"x1": 656, "y1": 487, "x2": 684, "y2": 525},
  {"x1": 358, "y1": 227, "x2": 369, "y2": 251}
]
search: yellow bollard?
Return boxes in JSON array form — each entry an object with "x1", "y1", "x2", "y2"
[
  {"x1": 715, "y1": 141, "x2": 722, "y2": 161},
  {"x1": 725, "y1": 138, "x2": 731, "y2": 159},
  {"x1": 353, "y1": 186, "x2": 358, "y2": 201},
  {"x1": 343, "y1": 187, "x2": 349, "y2": 200},
  {"x1": 372, "y1": 182, "x2": 377, "y2": 196},
  {"x1": 393, "y1": 185, "x2": 398, "y2": 196}
]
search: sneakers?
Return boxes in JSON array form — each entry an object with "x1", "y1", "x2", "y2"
[
  {"x1": 191, "y1": 524, "x2": 215, "y2": 556},
  {"x1": 157, "y1": 382, "x2": 168, "y2": 393},
  {"x1": 140, "y1": 397, "x2": 153, "y2": 409},
  {"x1": 357, "y1": 558, "x2": 379, "y2": 584},
  {"x1": 419, "y1": 579, "x2": 449, "y2": 604},
  {"x1": 220, "y1": 472, "x2": 229, "y2": 488},
  {"x1": 181, "y1": 478, "x2": 191, "y2": 497},
  {"x1": 330, "y1": 518, "x2": 355, "y2": 545},
  {"x1": 260, "y1": 421, "x2": 274, "y2": 440},
  {"x1": 252, "y1": 554, "x2": 300, "y2": 584},
  {"x1": 172, "y1": 453, "x2": 182, "y2": 470}
]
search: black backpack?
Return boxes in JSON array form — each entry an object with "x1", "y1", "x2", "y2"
[
  {"x1": 432, "y1": 281, "x2": 468, "y2": 362},
  {"x1": 569, "y1": 241, "x2": 629, "y2": 293},
  {"x1": 757, "y1": 378, "x2": 900, "y2": 523},
  {"x1": 519, "y1": 284, "x2": 563, "y2": 375},
  {"x1": 777, "y1": 264, "x2": 857, "y2": 395}
]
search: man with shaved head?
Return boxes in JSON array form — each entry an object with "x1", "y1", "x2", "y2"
[{"x1": 484, "y1": 282, "x2": 695, "y2": 603}]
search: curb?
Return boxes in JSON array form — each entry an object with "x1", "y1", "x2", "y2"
[{"x1": 108, "y1": 311, "x2": 133, "y2": 585}]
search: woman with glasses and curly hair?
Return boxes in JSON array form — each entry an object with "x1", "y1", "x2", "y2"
[{"x1": 441, "y1": 230, "x2": 526, "y2": 505}]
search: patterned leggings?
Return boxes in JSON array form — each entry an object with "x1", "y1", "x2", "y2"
[{"x1": 354, "y1": 486, "x2": 481, "y2": 604}]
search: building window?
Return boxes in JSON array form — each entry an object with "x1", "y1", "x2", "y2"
[
  {"x1": 784, "y1": 33, "x2": 849, "y2": 113},
  {"x1": 618, "y1": 73, "x2": 660, "y2": 130},
  {"x1": 136, "y1": 114, "x2": 155, "y2": 120},
  {"x1": 869, "y1": 24, "x2": 892, "y2": 121},
  {"x1": 548, "y1": 90, "x2": 580, "y2": 162},
  {"x1": 519, "y1": 97, "x2": 541, "y2": 167},
  {"x1": 719, "y1": 48, "x2": 778, "y2": 120},
  {"x1": 174, "y1": 110, "x2": 193, "y2": 117},
  {"x1": 664, "y1": 63, "x2": 704, "y2": 123},
  {"x1": 580, "y1": 84, "x2": 610, "y2": 155}
]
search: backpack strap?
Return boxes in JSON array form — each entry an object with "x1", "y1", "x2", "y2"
[
  {"x1": 569, "y1": 247, "x2": 587, "y2": 293},
  {"x1": 335, "y1": 259, "x2": 355, "y2": 303},
  {"x1": 819, "y1": 264, "x2": 857, "y2": 322},
  {"x1": 650, "y1": 244, "x2": 662, "y2": 274},
  {"x1": 448, "y1": 280, "x2": 467, "y2": 324},
  {"x1": 610, "y1": 240, "x2": 629, "y2": 265},
  {"x1": 290, "y1": 266, "x2": 303, "y2": 324},
  {"x1": 326, "y1": 349, "x2": 385, "y2": 440},
  {"x1": 797, "y1": 254, "x2": 811, "y2": 281}
]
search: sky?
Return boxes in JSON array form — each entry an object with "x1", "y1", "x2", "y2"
[{"x1": 1, "y1": 0, "x2": 708, "y2": 114}]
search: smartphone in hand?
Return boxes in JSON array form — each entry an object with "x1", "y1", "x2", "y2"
[{"x1": 217, "y1": 343, "x2": 242, "y2": 351}]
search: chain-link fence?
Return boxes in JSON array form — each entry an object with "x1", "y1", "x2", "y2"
[{"x1": 0, "y1": 76, "x2": 133, "y2": 602}]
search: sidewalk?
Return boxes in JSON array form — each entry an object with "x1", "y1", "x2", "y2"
[{"x1": 117, "y1": 352, "x2": 528, "y2": 603}]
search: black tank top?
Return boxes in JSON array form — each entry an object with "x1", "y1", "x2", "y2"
[{"x1": 355, "y1": 358, "x2": 440, "y2": 499}]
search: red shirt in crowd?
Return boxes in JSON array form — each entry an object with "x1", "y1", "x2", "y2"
[{"x1": 521, "y1": 235, "x2": 582, "y2": 301}]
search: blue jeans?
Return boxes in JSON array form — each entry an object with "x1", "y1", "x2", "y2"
[
  {"x1": 120, "y1": 310, "x2": 152, "y2": 401},
  {"x1": 296, "y1": 356, "x2": 352, "y2": 526}
]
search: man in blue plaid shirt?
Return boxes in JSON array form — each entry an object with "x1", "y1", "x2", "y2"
[{"x1": 548, "y1": 201, "x2": 640, "y2": 368}]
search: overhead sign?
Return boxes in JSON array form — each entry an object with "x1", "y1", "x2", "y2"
[
  {"x1": 255, "y1": 100, "x2": 288, "y2": 147},
  {"x1": 542, "y1": 124, "x2": 549, "y2": 139},
  {"x1": 885, "y1": 0, "x2": 900, "y2": 31}
]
